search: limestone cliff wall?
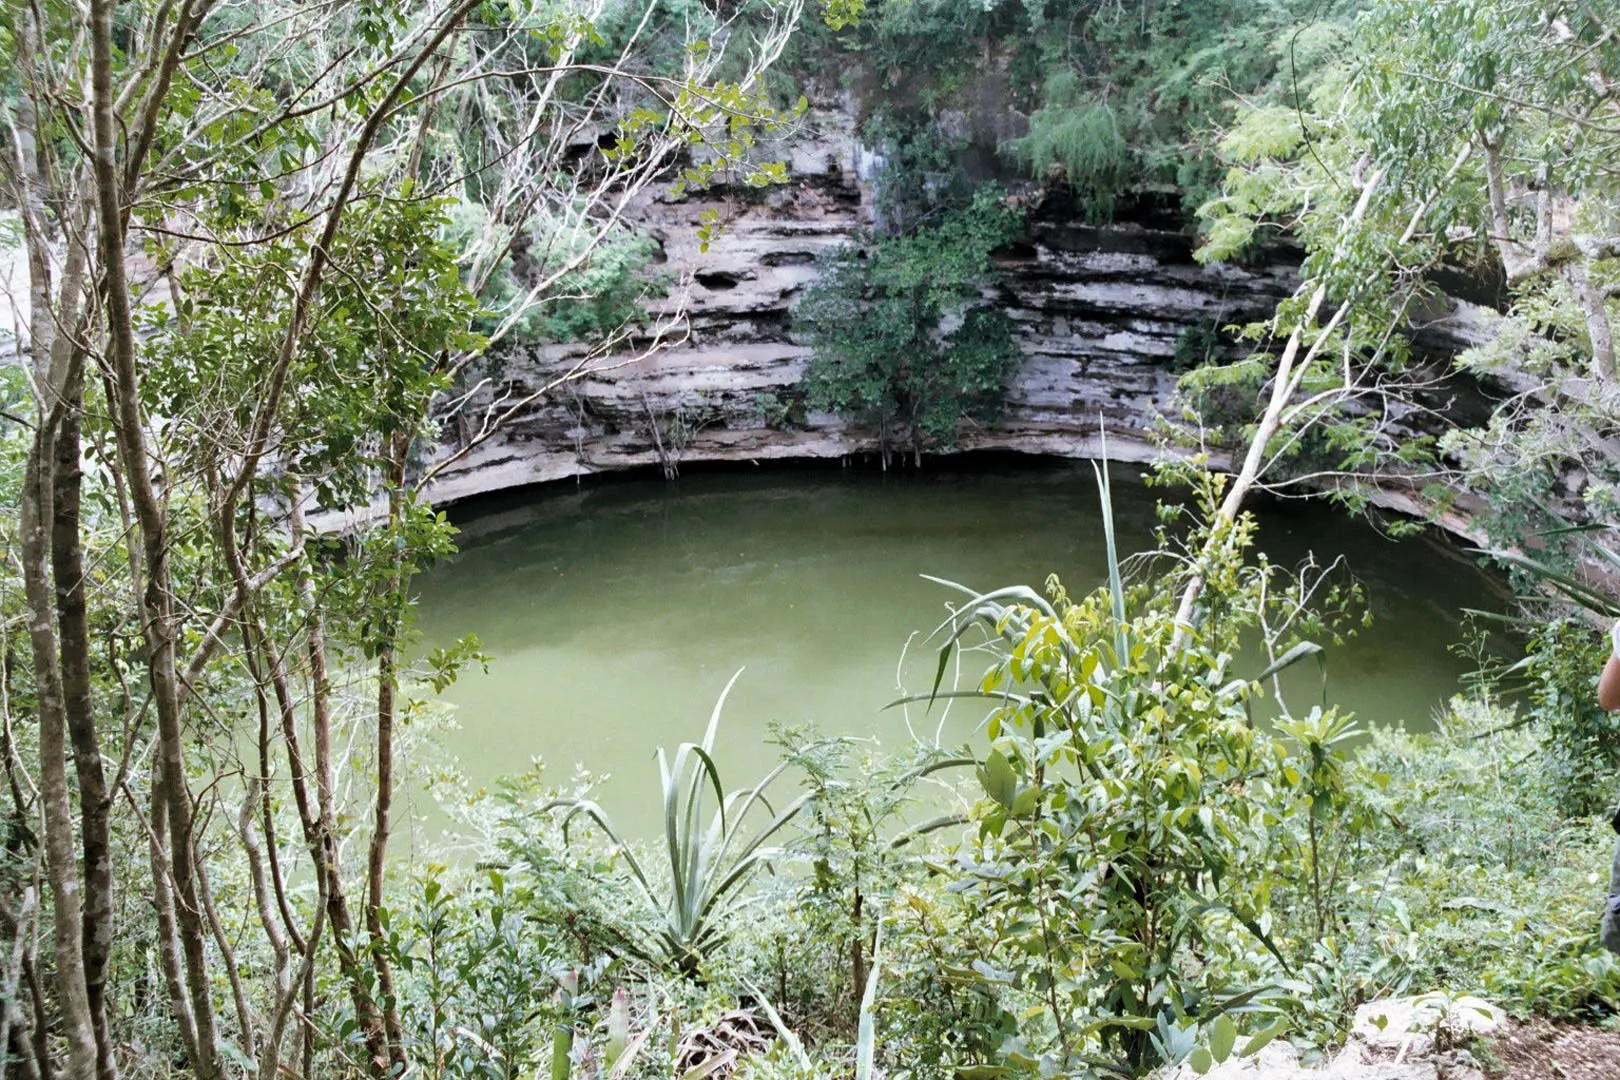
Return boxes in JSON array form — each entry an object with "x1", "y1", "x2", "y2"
[{"x1": 423, "y1": 120, "x2": 1491, "y2": 537}]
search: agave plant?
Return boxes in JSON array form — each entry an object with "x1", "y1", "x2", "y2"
[{"x1": 547, "y1": 670, "x2": 807, "y2": 976}]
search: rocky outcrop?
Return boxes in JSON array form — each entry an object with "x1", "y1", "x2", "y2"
[
  {"x1": 1160, "y1": 995, "x2": 1507, "y2": 1080},
  {"x1": 422, "y1": 120, "x2": 1492, "y2": 513}
]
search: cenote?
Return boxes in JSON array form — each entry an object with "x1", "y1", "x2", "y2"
[{"x1": 410, "y1": 461, "x2": 1498, "y2": 840}]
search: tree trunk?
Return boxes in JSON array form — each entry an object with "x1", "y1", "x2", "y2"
[
  {"x1": 14, "y1": 16, "x2": 98, "y2": 1073},
  {"x1": 367, "y1": 433, "x2": 411, "y2": 1077},
  {"x1": 308, "y1": 606, "x2": 391, "y2": 1078},
  {"x1": 88, "y1": 0, "x2": 223, "y2": 1073},
  {"x1": 1570, "y1": 261, "x2": 1617, "y2": 380},
  {"x1": 51, "y1": 362, "x2": 117, "y2": 1080},
  {"x1": 21, "y1": 428, "x2": 98, "y2": 1080},
  {"x1": 275, "y1": 496, "x2": 392, "y2": 1077},
  {"x1": 1170, "y1": 172, "x2": 1384, "y2": 650},
  {"x1": 145, "y1": 762, "x2": 200, "y2": 1061}
]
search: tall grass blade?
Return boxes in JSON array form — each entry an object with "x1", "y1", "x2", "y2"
[
  {"x1": 658, "y1": 746, "x2": 690, "y2": 932},
  {"x1": 856, "y1": 916, "x2": 884, "y2": 1080},
  {"x1": 744, "y1": 981, "x2": 813, "y2": 1069},
  {"x1": 1092, "y1": 456, "x2": 1129, "y2": 662},
  {"x1": 544, "y1": 798, "x2": 655, "y2": 903}
]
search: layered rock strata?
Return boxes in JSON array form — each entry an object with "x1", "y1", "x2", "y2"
[{"x1": 424, "y1": 130, "x2": 1491, "y2": 538}]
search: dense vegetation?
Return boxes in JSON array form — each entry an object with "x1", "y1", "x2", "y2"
[
  {"x1": 797, "y1": 190, "x2": 1024, "y2": 464},
  {"x1": 3, "y1": 1, "x2": 1620, "y2": 1080}
]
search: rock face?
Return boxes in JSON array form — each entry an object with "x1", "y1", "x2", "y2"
[
  {"x1": 1159, "y1": 995, "x2": 1506, "y2": 1080},
  {"x1": 423, "y1": 119, "x2": 1490, "y2": 512}
]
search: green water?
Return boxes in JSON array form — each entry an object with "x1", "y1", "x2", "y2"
[{"x1": 410, "y1": 463, "x2": 1497, "y2": 840}]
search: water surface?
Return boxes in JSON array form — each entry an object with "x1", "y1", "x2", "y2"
[{"x1": 411, "y1": 464, "x2": 1495, "y2": 839}]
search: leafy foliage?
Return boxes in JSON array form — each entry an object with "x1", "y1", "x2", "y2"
[
  {"x1": 858, "y1": 111, "x2": 979, "y2": 230},
  {"x1": 1005, "y1": 71, "x2": 1128, "y2": 219},
  {"x1": 442, "y1": 204, "x2": 664, "y2": 344},
  {"x1": 797, "y1": 189, "x2": 1025, "y2": 462},
  {"x1": 1353, "y1": 699, "x2": 1620, "y2": 1018},
  {"x1": 1197, "y1": 0, "x2": 1620, "y2": 526},
  {"x1": 820, "y1": 0, "x2": 1351, "y2": 218},
  {"x1": 904, "y1": 468, "x2": 1365, "y2": 1076}
]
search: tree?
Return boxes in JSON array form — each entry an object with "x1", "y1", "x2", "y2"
[
  {"x1": 0, "y1": 0, "x2": 828, "y2": 1075},
  {"x1": 920, "y1": 469, "x2": 1363, "y2": 1075},
  {"x1": 1354, "y1": 0, "x2": 1620, "y2": 380},
  {"x1": 1160, "y1": 0, "x2": 1620, "y2": 642},
  {"x1": 797, "y1": 189, "x2": 1025, "y2": 467},
  {"x1": 1189, "y1": 0, "x2": 1620, "y2": 603}
]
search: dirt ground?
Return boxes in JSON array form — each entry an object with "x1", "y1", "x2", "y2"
[{"x1": 1485, "y1": 1019, "x2": 1620, "y2": 1079}]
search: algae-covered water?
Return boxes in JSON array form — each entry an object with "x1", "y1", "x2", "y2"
[{"x1": 411, "y1": 464, "x2": 1496, "y2": 840}]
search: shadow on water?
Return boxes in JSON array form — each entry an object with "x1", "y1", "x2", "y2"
[{"x1": 408, "y1": 460, "x2": 1504, "y2": 842}]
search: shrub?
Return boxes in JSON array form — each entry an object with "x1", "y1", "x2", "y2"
[
  {"x1": 1523, "y1": 620, "x2": 1620, "y2": 817},
  {"x1": 905, "y1": 468, "x2": 1364, "y2": 1075},
  {"x1": 1005, "y1": 72, "x2": 1128, "y2": 219},
  {"x1": 541, "y1": 671, "x2": 808, "y2": 977},
  {"x1": 1349, "y1": 698, "x2": 1620, "y2": 1018},
  {"x1": 797, "y1": 189, "x2": 1025, "y2": 465}
]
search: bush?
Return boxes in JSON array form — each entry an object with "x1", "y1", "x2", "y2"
[
  {"x1": 1005, "y1": 72, "x2": 1128, "y2": 219},
  {"x1": 898, "y1": 468, "x2": 1366, "y2": 1075},
  {"x1": 442, "y1": 200, "x2": 664, "y2": 344},
  {"x1": 1348, "y1": 697, "x2": 1620, "y2": 1018},
  {"x1": 797, "y1": 189, "x2": 1024, "y2": 464},
  {"x1": 1521, "y1": 620, "x2": 1620, "y2": 818},
  {"x1": 860, "y1": 111, "x2": 977, "y2": 231}
]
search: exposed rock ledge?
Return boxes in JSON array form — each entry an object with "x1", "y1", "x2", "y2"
[
  {"x1": 423, "y1": 125, "x2": 1493, "y2": 540},
  {"x1": 1160, "y1": 995, "x2": 1507, "y2": 1080}
]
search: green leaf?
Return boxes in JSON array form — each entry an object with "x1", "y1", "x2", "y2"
[
  {"x1": 1240, "y1": 1020, "x2": 1290, "y2": 1057},
  {"x1": 978, "y1": 750, "x2": 1019, "y2": 810},
  {"x1": 745, "y1": 982, "x2": 812, "y2": 1070},
  {"x1": 1254, "y1": 641, "x2": 1324, "y2": 683},
  {"x1": 856, "y1": 918, "x2": 883, "y2": 1080},
  {"x1": 1211, "y1": 1014, "x2": 1236, "y2": 1063},
  {"x1": 1010, "y1": 785, "x2": 1040, "y2": 818},
  {"x1": 1190, "y1": 1047, "x2": 1214, "y2": 1075}
]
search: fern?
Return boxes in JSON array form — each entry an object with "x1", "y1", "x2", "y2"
[{"x1": 1009, "y1": 95, "x2": 1128, "y2": 221}]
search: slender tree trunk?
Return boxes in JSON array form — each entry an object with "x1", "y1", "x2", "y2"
[
  {"x1": 196, "y1": 852, "x2": 255, "y2": 1061},
  {"x1": 89, "y1": 1, "x2": 224, "y2": 1072},
  {"x1": 14, "y1": 41, "x2": 98, "y2": 1080},
  {"x1": 146, "y1": 764, "x2": 201, "y2": 1064},
  {"x1": 217, "y1": 483, "x2": 302, "y2": 981},
  {"x1": 21, "y1": 948, "x2": 52, "y2": 1080},
  {"x1": 239, "y1": 779, "x2": 292, "y2": 1001},
  {"x1": 0, "y1": 887, "x2": 41, "y2": 1080},
  {"x1": 21, "y1": 430, "x2": 97, "y2": 1080},
  {"x1": 51, "y1": 362, "x2": 118, "y2": 1080},
  {"x1": 257, "y1": 589, "x2": 390, "y2": 1074},
  {"x1": 309, "y1": 607, "x2": 391, "y2": 1078},
  {"x1": 1570, "y1": 261, "x2": 1617, "y2": 380},
  {"x1": 1169, "y1": 173, "x2": 1384, "y2": 650},
  {"x1": 0, "y1": 680, "x2": 50, "y2": 1080},
  {"x1": 11, "y1": 15, "x2": 100, "y2": 1075},
  {"x1": 0, "y1": 874, "x2": 44, "y2": 1080},
  {"x1": 366, "y1": 432, "x2": 410, "y2": 1076},
  {"x1": 275, "y1": 494, "x2": 391, "y2": 1076}
]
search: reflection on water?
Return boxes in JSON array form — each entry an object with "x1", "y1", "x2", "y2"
[{"x1": 410, "y1": 463, "x2": 1498, "y2": 840}]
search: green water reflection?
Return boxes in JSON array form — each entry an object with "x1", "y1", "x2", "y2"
[{"x1": 411, "y1": 464, "x2": 1497, "y2": 841}]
